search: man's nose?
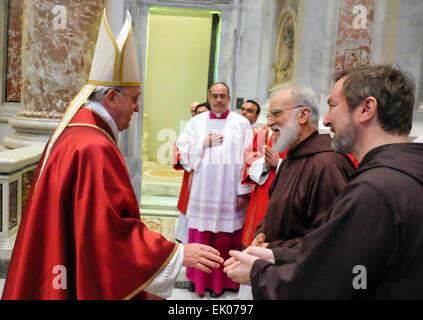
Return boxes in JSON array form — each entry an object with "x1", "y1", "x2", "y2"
[
  {"x1": 134, "y1": 103, "x2": 140, "y2": 113},
  {"x1": 322, "y1": 113, "x2": 330, "y2": 127},
  {"x1": 267, "y1": 117, "x2": 274, "y2": 126}
]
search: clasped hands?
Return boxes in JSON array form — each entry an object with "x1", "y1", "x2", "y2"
[
  {"x1": 223, "y1": 233, "x2": 272, "y2": 285},
  {"x1": 223, "y1": 246, "x2": 275, "y2": 285},
  {"x1": 182, "y1": 242, "x2": 275, "y2": 286}
]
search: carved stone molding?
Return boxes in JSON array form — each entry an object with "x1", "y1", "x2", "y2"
[{"x1": 269, "y1": 6, "x2": 297, "y2": 92}]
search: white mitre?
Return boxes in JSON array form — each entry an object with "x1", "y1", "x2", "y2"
[
  {"x1": 34, "y1": 9, "x2": 140, "y2": 191},
  {"x1": 89, "y1": 9, "x2": 140, "y2": 86}
]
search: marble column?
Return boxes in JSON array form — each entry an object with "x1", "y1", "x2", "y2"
[
  {"x1": 3, "y1": 0, "x2": 104, "y2": 148},
  {"x1": 0, "y1": 0, "x2": 21, "y2": 143}
]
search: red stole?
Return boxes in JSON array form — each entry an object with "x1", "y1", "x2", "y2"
[{"x1": 173, "y1": 143, "x2": 193, "y2": 215}]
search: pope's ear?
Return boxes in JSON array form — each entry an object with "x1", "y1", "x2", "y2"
[{"x1": 104, "y1": 89, "x2": 117, "y2": 105}]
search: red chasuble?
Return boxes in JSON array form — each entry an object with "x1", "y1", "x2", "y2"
[
  {"x1": 241, "y1": 127, "x2": 288, "y2": 247},
  {"x1": 2, "y1": 108, "x2": 178, "y2": 300}
]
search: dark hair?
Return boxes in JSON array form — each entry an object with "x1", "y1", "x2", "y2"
[
  {"x1": 208, "y1": 82, "x2": 230, "y2": 96},
  {"x1": 332, "y1": 64, "x2": 416, "y2": 135},
  {"x1": 244, "y1": 99, "x2": 261, "y2": 115},
  {"x1": 195, "y1": 102, "x2": 211, "y2": 113}
]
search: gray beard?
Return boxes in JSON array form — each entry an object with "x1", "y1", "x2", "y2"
[
  {"x1": 331, "y1": 122, "x2": 356, "y2": 154},
  {"x1": 272, "y1": 117, "x2": 299, "y2": 153}
]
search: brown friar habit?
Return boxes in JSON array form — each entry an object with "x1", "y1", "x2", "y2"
[
  {"x1": 255, "y1": 131, "x2": 355, "y2": 248},
  {"x1": 251, "y1": 143, "x2": 423, "y2": 299}
]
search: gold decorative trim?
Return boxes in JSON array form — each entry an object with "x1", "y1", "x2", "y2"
[
  {"x1": 119, "y1": 24, "x2": 131, "y2": 83},
  {"x1": 118, "y1": 81, "x2": 142, "y2": 86},
  {"x1": 102, "y1": 9, "x2": 120, "y2": 83},
  {"x1": 123, "y1": 243, "x2": 180, "y2": 300},
  {"x1": 87, "y1": 79, "x2": 141, "y2": 86},
  {"x1": 67, "y1": 123, "x2": 116, "y2": 146},
  {"x1": 33, "y1": 84, "x2": 96, "y2": 197},
  {"x1": 81, "y1": 106, "x2": 118, "y2": 142}
]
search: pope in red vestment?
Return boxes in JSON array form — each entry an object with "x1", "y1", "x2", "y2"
[
  {"x1": 241, "y1": 127, "x2": 288, "y2": 247},
  {"x1": 2, "y1": 9, "x2": 224, "y2": 300},
  {"x1": 2, "y1": 107, "x2": 178, "y2": 300}
]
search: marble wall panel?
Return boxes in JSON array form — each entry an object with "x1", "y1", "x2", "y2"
[
  {"x1": 20, "y1": 0, "x2": 103, "y2": 119},
  {"x1": 5, "y1": 0, "x2": 23, "y2": 102},
  {"x1": 334, "y1": 0, "x2": 375, "y2": 71}
]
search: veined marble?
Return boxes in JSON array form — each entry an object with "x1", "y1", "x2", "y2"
[
  {"x1": 5, "y1": 0, "x2": 23, "y2": 102},
  {"x1": 20, "y1": 0, "x2": 103, "y2": 119}
]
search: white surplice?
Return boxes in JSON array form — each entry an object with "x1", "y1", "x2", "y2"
[{"x1": 176, "y1": 111, "x2": 253, "y2": 233}]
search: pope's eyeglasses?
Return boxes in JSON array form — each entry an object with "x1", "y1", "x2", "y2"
[{"x1": 111, "y1": 88, "x2": 141, "y2": 105}]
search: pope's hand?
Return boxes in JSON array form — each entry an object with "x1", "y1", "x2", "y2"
[{"x1": 182, "y1": 243, "x2": 224, "y2": 273}]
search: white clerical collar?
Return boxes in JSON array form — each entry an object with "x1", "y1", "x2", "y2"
[{"x1": 86, "y1": 100, "x2": 119, "y2": 143}]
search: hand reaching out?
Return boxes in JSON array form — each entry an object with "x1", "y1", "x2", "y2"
[{"x1": 182, "y1": 243, "x2": 224, "y2": 273}]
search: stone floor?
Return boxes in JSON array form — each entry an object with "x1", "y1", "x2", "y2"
[
  {"x1": 0, "y1": 268, "x2": 239, "y2": 300},
  {"x1": 169, "y1": 267, "x2": 239, "y2": 300}
]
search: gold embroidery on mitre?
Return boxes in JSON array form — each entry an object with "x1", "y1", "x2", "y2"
[{"x1": 88, "y1": 9, "x2": 141, "y2": 87}]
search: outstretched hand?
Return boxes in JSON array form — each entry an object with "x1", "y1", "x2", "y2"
[{"x1": 183, "y1": 243, "x2": 224, "y2": 273}]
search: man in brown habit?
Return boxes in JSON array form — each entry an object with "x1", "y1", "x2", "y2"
[
  {"x1": 224, "y1": 64, "x2": 423, "y2": 299},
  {"x1": 251, "y1": 85, "x2": 355, "y2": 249}
]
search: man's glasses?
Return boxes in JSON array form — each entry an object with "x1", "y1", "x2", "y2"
[
  {"x1": 266, "y1": 105, "x2": 304, "y2": 120},
  {"x1": 110, "y1": 88, "x2": 141, "y2": 105}
]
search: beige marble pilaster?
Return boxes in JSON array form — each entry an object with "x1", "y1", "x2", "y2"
[{"x1": 4, "y1": 0, "x2": 104, "y2": 148}]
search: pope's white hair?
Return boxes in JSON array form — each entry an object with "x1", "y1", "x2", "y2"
[{"x1": 86, "y1": 85, "x2": 117, "y2": 103}]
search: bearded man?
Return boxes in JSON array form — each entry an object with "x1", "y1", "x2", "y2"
[
  {"x1": 225, "y1": 65, "x2": 423, "y2": 300},
  {"x1": 252, "y1": 85, "x2": 355, "y2": 249}
]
